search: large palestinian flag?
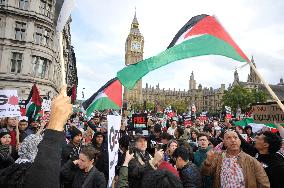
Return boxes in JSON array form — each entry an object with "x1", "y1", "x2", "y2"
[
  {"x1": 25, "y1": 84, "x2": 42, "y2": 121},
  {"x1": 117, "y1": 14, "x2": 250, "y2": 90},
  {"x1": 82, "y1": 78, "x2": 122, "y2": 116}
]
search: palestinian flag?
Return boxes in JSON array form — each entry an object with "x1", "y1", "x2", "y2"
[
  {"x1": 25, "y1": 84, "x2": 42, "y2": 121},
  {"x1": 82, "y1": 78, "x2": 122, "y2": 116},
  {"x1": 117, "y1": 14, "x2": 250, "y2": 89}
]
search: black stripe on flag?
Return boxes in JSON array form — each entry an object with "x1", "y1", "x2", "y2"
[{"x1": 167, "y1": 14, "x2": 209, "y2": 49}]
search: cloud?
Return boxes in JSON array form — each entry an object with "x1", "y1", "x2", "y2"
[{"x1": 71, "y1": 0, "x2": 284, "y2": 99}]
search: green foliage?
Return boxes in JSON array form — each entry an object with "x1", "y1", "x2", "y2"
[
  {"x1": 131, "y1": 102, "x2": 143, "y2": 111},
  {"x1": 145, "y1": 101, "x2": 155, "y2": 111},
  {"x1": 221, "y1": 85, "x2": 268, "y2": 113},
  {"x1": 171, "y1": 100, "x2": 188, "y2": 113}
]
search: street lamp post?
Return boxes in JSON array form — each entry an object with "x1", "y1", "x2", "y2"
[{"x1": 82, "y1": 88, "x2": 85, "y2": 100}]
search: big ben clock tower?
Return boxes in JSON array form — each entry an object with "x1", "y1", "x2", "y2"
[{"x1": 124, "y1": 12, "x2": 144, "y2": 107}]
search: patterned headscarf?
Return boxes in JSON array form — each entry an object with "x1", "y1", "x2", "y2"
[{"x1": 15, "y1": 134, "x2": 43, "y2": 164}]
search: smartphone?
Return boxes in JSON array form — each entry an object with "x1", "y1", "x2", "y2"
[
  {"x1": 128, "y1": 141, "x2": 135, "y2": 154},
  {"x1": 156, "y1": 143, "x2": 163, "y2": 151}
]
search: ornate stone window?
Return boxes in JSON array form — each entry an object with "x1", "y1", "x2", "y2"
[
  {"x1": 15, "y1": 22, "x2": 26, "y2": 41},
  {"x1": 39, "y1": 0, "x2": 52, "y2": 18},
  {"x1": 0, "y1": 0, "x2": 6, "y2": 6},
  {"x1": 19, "y1": 0, "x2": 29, "y2": 10},
  {"x1": 32, "y1": 56, "x2": 50, "y2": 78},
  {"x1": 35, "y1": 25, "x2": 53, "y2": 47},
  {"x1": 11, "y1": 52, "x2": 23, "y2": 73}
]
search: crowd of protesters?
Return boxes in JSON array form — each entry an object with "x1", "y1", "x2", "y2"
[{"x1": 0, "y1": 86, "x2": 284, "y2": 188}]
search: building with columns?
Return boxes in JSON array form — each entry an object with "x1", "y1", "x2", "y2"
[{"x1": 0, "y1": 0, "x2": 77, "y2": 99}]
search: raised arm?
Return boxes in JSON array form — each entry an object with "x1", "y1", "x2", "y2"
[
  {"x1": 24, "y1": 85, "x2": 73, "y2": 188},
  {"x1": 274, "y1": 121, "x2": 284, "y2": 138}
]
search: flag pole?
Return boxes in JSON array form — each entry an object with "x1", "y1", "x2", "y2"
[
  {"x1": 59, "y1": 32, "x2": 66, "y2": 86},
  {"x1": 247, "y1": 61, "x2": 284, "y2": 112}
]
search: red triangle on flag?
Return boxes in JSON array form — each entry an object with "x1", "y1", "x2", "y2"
[{"x1": 104, "y1": 80, "x2": 122, "y2": 108}]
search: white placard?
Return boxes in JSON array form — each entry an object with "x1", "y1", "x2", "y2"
[
  {"x1": 42, "y1": 99, "x2": 51, "y2": 112},
  {"x1": 107, "y1": 115, "x2": 121, "y2": 188},
  {"x1": 0, "y1": 90, "x2": 21, "y2": 118}
]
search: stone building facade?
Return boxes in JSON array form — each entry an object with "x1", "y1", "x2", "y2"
[
  {"x1": 0, "y1": 0, "x2": 77, "y2": 99},
  {"x1": 143, "y1": 74, "x2": 226, "y2": 113},
  {"x1": 232, "y1": 57, "x2": 284, "y2": 101}
]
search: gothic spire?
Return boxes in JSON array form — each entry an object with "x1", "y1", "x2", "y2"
[
  {"x1": 190, "y1": 71, "x2": 194, "y2": 80},
  {"x1": 130, "y1": 9, "x2": 140, "y2": 35}
]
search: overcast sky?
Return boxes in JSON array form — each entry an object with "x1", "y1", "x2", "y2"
[{"x1": 71, "y1": 0, "x2": 284, "y2": 99}]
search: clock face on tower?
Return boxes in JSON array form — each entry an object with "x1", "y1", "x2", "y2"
[{"x1": 131, "y1": 41, "x2": 141, "y2": 52}]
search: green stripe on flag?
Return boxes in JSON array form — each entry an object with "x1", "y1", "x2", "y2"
[
  {"x1": 86, "y1": 97, "x2": 120, "y2": 116},
  {"x1": 117, "y1": 34, "x2": 247, "y2": 90}
]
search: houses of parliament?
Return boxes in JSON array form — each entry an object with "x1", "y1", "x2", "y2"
[{"x1": 123, "y1": 13, "x2": 284, "y2": 112}]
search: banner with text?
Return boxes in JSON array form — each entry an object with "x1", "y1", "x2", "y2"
[
  {"x1": 42, "y1": 99, "x2": 51, "y2": 112},
  {"x1": 252, "y1": 103, "x2": 284, "y2": 124},
  {"x1": 0, "y1": 90, "x2": 21, "y2": 118},
  {"x1": 132, "y1": 113, "x2": 148, "y2": 130},
  {"x1": 107, "y1": 115, "x2": 121, "y2": 187}
]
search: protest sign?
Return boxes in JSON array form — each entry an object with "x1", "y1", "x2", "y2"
[
  {"x1": 0, "y1": 90, "x2": 21, "y2": 118},
  {"x1": 107, "y1": 115, "x2": 121, "y2": 187},
  {"x1": 251, "y1": 102, "x2": 284, "y2": 124},
  {"x1": 42, "y1": 99, "x2": 51, "y2": 112},
  {"x1": 132, "y1": 113, "x2": 148, "y2": 129}
]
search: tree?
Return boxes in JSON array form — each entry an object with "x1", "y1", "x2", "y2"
[
  {"x1": 131, "y1": 102, "x2": 143, "y2": 111},
  {"x1": 171, "y1": 100, "x2": 188, "y2": 114},
  {"x1": 146, "y1": 101, "x2": 155, "y2": 111},
  {"x1": 221, "y1": 85, "x2": 267, "y2": 113}
]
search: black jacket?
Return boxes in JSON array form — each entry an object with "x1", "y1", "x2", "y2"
[
  {"x1": 178, "y1": 162, "x2": 202, "y2": 188},
  {"x1": 24, "y1": 129, "x2": 65, "y2": 188},
  {"x1": 255, "y1": 153, "x2": 284, "y2": 188},
  {"x1": 240, "y1": 134, "x2": 284, "y2": 188},
  {"x1": 0, "y1": 162, "x2": 32, "y2": 188},
  {"x1": 61, "y1": 142, "x2": 81, "y2": 164},
  {"x1": 0, "y1": 145, "x2": 17, "y2": 170},
  {"x1": 93, "y1": 143, "x2": 109, "y2": 181},
  {"x1": 61, "y1": 160, "x2": 106, "y2": 188},
  {"x1": 128, "y1": 151, "x2": 152, "y2": 188}
]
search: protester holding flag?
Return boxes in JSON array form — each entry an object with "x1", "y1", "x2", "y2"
[{"x1": 23, "y1": 85, "x2": 73, "y2": 188}]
